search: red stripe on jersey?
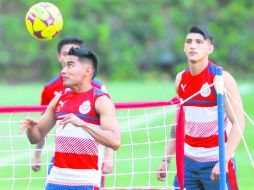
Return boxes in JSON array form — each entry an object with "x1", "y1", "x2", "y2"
[
  {"x1": 54, "y1": 152, "x2": 98, "y2": 170},
  {"x1": 185, "y1": 133, "x2": 227, "y2": 148}
]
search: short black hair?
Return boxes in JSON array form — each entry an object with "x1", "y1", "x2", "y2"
[
  {"x1": 189, "y1": 25, "x2": 213, "y2": 43},
  {"x1": 57, "y1": 36, "x2": 85, "y2": 53},
  {"x1": 68, "y1": 47, "x2": 98, "y2": 79}
]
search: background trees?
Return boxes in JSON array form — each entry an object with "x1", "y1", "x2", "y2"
[{"x1": 0, "y1": 0, "x2": 253, "y2": 83}]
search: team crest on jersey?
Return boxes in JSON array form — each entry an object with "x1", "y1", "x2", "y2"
[
  {"x1": 79, "y1": 100, "x2": 91, "y2": 114},
  {"x1": 200, "y1": 82, "x2": 211, "y2": 97},
  {"x1": 64, "y1": 88, "x2": 72, "y2": 93}
]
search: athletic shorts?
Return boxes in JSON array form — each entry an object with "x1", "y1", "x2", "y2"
[{"x1": 173, "y1": 156, "x2": 238, "y2": 190}]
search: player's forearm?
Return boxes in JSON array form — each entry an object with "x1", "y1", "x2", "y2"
[
  {"x1": 35, "y1": 138, "x2": 45, "y2": 149},
  {"x1": 104, "y1": 148, "x2": 114, "y2": 160},
  {"x1": 160, "y1": 124, "x2": 176, "y2": 164},
  {"x1": 225, "y1": 120, "x2": 245, "y2": 162},
  {"x1": 224, "y1": 96, "x2": 245, "y2": 162},
  {"x1": 81, "y1": 124, "x2": 121, "y2": 150},
  {"x1": 223, "y1": 71, "x2": 245, "y2": 161},
  {"x1": 163, "y1": 138, "x2": 176, "y2": 163},
  {"x1": 26, "y1": 126, "x2": 43, "y2": 144}
]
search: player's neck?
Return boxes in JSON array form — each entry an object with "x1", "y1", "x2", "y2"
[
  {"x1": 188, "y1": 58, "x2": 209, "y2": 76},
  {"x1": 71, "y1": 83, "x2": 92, "y2": 93}
]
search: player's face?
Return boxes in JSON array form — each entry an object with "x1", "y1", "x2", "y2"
[
  {"x1": 61, "y1": 55, "x2": 93, "y2": 89},
  {"x1": 184, "y1": 33, "x2": 214, "y2": 63},
  {"x1": 57, "y1": 44, "x2": 80, "y2": 67}
]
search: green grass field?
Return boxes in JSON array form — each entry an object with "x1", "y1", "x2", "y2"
[{"x1": 0, "y1": 80, "x2": 253, "y2": 189}]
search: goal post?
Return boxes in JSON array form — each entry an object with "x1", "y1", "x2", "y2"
[{"x1": 0, "y1": 97, "x2": 180, "y2": 190}]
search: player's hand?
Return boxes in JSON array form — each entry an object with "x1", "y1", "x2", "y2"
[
  {"x1": 19, "y1": 117, "x2": 38, "y2": 134},
  {"x1": 102, "y1": 159, "x2": 113, "y2": 174},
  {"x1": 211, "y1": 162, "x2": 220, "y2": 181},
  {"x1": 211, "y1": 161, "x2": 229, "y2": 181},
  {"x1": 31, "y1": 157, "x2": 42, "y2": 172},
  {"x1": 156, "y1": 160, "x2": 170, "y2": 181},
  {"x1": 59, "y1": 113, "x2": 86, "y2": 128}
]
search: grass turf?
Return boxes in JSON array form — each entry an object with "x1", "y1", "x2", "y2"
[{"x1": 0, "y1": 80, "x2": 253, "y2": 189}]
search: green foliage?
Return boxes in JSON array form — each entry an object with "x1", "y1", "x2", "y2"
[{"x1": 0, "y1": 0, "x2": 254, "y2": 82}]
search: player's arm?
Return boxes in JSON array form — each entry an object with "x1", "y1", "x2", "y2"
[
  {"x1": 59, "y1": 95, "x2": 121, "y2": 150},
  {"x1": 31, "y1": 86, "x2": 50, "y2": 171},
  {"x1": 99, "y1": 84, "x2": 115, "y2": 174},
  {"x1": 157, "y1": 72, "x2": 182, "y2": 181},
  {"x1": 223, "y1": 71, "x2": 245, "y2": 162},
  {"x1": 93, "y1": 95, "x2": 121, "y2": 150},
  {"x1": 211, "y1": 71, "x2": 245, "y2": 180},
  {"x1": 100, "y1": 84, "x2": 108, "y2": 93},
  {"x1": 21, "y1": 95, "x2": 59, "y2": 144},
  {"x1": 164, "y1": 71, "x2": 182, "y2": 159},
  {"x1": 102, "y1": 148, "x2": 114, "y2": 174}
]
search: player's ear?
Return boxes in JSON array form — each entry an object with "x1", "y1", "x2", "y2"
[
  {"x1": 85, "y1": 64, "x2": 94, "y2": 77},
  {"x1": 208, "y1": 43, "x2": 214, "y2": 54}
]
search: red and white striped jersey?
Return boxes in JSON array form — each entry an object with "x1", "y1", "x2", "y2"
[
  {"x1": 46, "y1": 88, "x2": 109, "y2": 187},
  {"x1": 178, "y1": 61, "x2": 231, "y2": 162}
]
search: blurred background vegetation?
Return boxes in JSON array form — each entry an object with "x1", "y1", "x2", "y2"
[
  {"x1": 0, "y1": 0, "x2": 254, "y2": 83},
  {"x1": 0, "y1": 1, "x2": 254, "y2": 188}
]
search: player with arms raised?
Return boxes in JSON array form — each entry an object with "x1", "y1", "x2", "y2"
[
  {"x1": 32, "y1": 36, "x2": 114, "y2": 186},
  {"x1": 21, "y1": 47, "x2": 121, "y2": 189}
]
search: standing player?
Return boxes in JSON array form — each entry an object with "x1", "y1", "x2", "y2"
[
  {"x1": 20, "y1": 47, "x2": 121, "y2": 189},
  {"x1": 32, "y1": 36, "x2": 114, "y2": 185},
  {"x1": 157, "y1": 25, "x2": 245, "y2": 189}
]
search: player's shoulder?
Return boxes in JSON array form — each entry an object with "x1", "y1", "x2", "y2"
[
  {"x1": 175, "y1": 69, "x2": 187, "y2": 90},
  {"x1": 92, "y1": 77, "x2": 104, "y2": 87},
  {"x1": 93, "y1": 87, "x2": 107, "y2": 96},
  {"x1": 45, "y1": 75, "x2": 62, "y2": 87},
  {"x1": 207, "y1": 61, "x2": 221, "y2": 75},
  {"x1": 175, "y1": 70, "x2": 185, "y2": 82},
  {"x1": 93, "y1": 87, "x2": 111, "y2": 103},
  {"x1": 222, "y1": 70, "x2": 236, "y2": 82}
]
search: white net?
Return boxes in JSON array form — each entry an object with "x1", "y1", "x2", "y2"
[
  {"x1": 0, "y1": 111, "x2": 54, "y2": 190},
  {"x1": 0, "y1": 100, "x2": 179, "y2": 190}
]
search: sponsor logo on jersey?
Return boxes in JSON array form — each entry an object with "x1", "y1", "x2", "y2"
[
  {"x1": 79, "y1": 100, "x2": 91, "y2": 114},
  {"x1": 200, "y1": 82, "x2": 211, "y2": 97},
  {"x1": 55, "y1": 100, "x2": 67, "y2": 112},
  {"x1": 181, "y1": 84, "x2": 186, "y2": 91}
]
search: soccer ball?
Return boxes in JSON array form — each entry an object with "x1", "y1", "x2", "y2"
[{"x1": 25, "y1": 2, "x2": 63, "y2": 40}]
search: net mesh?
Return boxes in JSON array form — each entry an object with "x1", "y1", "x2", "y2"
[{"x1": 0, "y1": 98, "x2": 179, "y2": 190}]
